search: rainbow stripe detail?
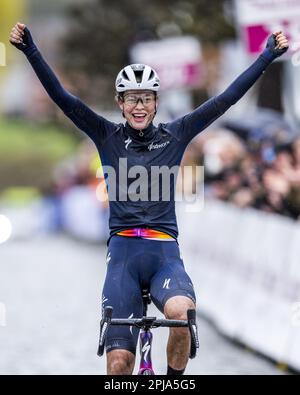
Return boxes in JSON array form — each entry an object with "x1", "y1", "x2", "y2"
[{"x1": 117, "y1": 228, "x2": 175, "y2": 241}]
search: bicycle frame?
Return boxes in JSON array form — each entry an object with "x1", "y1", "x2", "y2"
[
  {"x1": 97, "y1": 290, "x2": 199, "y2": 375},
  {"x1": 138, "y1": 287, "x2": 155, "y2": 375},
  {"x1": 138, "y1": 329, "x2": 155, "y2": 375}
]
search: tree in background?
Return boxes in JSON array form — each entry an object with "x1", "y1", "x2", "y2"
[{"x1": 60, "y1": 0, "x2": 235, "y2": 109}]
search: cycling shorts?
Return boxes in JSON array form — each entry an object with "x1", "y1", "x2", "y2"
[{"x1": 101, "y1": 235, "x2": 196, "y2": 355}]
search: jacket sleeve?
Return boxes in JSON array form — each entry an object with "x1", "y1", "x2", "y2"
[{"x1": 24, "y1": 46, "x2": 115, "y2": 147}]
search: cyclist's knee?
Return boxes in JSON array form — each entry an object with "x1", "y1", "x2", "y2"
[
  {"x1": 107, "y1": 350, "x2": 135, "y2": 375},
  {"x1": 164, "y1": 296, "x2": 196, "y2": 321}
]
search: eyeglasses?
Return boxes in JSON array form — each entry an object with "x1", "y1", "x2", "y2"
[{"x1": 122, "y1": 93, "x2": 156, "y2": 107}]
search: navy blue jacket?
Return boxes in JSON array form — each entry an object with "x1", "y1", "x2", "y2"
[{"x1": 23, "y1": 45, "x2": 277, "y2": 240}]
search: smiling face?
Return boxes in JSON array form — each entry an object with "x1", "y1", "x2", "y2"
[{"x1": 118, "y1": 90, "x2": 158, "y2": 131}]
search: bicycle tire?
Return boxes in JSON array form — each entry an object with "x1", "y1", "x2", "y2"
[{"x1": 141, "y1": 369, "x2": 154, "y2": 376}]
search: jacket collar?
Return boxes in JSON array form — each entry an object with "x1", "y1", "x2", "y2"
[{"x1": 125, "y1": 122, "x2": 157, "y2": 144}]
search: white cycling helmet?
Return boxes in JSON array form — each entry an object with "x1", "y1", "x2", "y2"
[{"x1": 115, "y1": 64, "x2": 160, "y2": 93}]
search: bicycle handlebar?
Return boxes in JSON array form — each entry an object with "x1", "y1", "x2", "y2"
[
  {"x1": 109, "y1": 318, "x2": 189, "y2": 328},
  {"x1": 97, "y1": 306, "x2": 199, "y2": 359}
]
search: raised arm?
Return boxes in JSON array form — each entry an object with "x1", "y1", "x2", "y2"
[
  {"x1": 9, "y1": 23, "x2": 114, "y2": 147},
  {"x1": 166, "y1": 32, "x2": 289, "y2": 144}
]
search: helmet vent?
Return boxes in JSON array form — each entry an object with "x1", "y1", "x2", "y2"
[
  {"x1": 149, "y1": 70, "x2": 155, "y2": 80},
  {"x1": 122, "y1": 70, "x2": 130, "y2": 81},
  {"x1": 134, "y1": 70, "x2": 143, "y2": 83}
]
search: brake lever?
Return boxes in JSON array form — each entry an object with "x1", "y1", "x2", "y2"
[
  {"x1": 187, "y1": 309, "x2": 199, "y2": 359},
  {"x1": 97, "y1": 306, "x2": 113, "y2": 357}
]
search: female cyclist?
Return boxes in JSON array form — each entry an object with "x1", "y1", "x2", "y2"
[{"x1": 10, "y1": 22, "x2": 288, "y2": 375}]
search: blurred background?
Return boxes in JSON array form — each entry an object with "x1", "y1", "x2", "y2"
[{"x1": 1, "y1": 0, "x2": 300, "y2": 375}]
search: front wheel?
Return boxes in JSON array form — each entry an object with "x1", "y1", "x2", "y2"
[{"x1": 139, "y1": 369, "x2": 155, "y2": 375}]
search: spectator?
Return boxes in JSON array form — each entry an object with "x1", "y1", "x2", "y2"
[{"x1": 193, "y1": 126, "x2": 300, "y2": 221}]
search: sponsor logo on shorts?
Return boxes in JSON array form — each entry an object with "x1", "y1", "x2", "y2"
[
  {"x1": 102, "y1": 295, "x2": 108, "y2": 305},
  {"x1": 128, "y1": 313, "x2": 134, "y2": 335},
  {"x1": 106, "y1": 252, "x2": 112, "y2": 265},
  {"x1": 163, "y1": 278, "x2": 171, "y2": 290}
]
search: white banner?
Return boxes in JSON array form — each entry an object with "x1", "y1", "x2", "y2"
[
  {"x1": 0, "y1": 302, "x2": 6, "y2": 327},
  {"x1": 178, "y1": 200, "x2": 300, "y2": 371},
  {"x1": 131, "y1": 36, "x2": 203, "y2": 90},
  {"x1": 236, "y1": 0, "x2": 300, "y2": 24}
]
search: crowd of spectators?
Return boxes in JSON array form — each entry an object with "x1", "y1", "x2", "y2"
[{"x1": 185, "y1": 112, "x2": 300, "y2": 221}]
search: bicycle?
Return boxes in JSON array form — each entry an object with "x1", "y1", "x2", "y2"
[{"x1": 97, "y1": 289, "x2": 199, "y2": 375}]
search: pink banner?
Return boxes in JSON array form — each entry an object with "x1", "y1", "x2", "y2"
[{"x1": 243, "y1": 20, "x2": 298, "y2": 55}]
